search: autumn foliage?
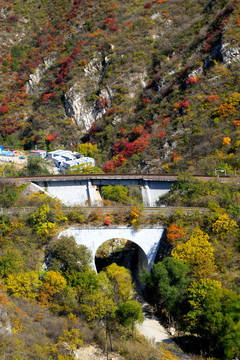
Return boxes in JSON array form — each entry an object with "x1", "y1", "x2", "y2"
[
  {"x1": 166, "y1": 223, "x2": 185, "y2": 245},
  {"x1": 172, "y1": 229, "x2": 216, "y2": 279}
]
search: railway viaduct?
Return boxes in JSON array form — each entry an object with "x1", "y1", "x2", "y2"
[{"x1": 1, "y1": 173, "x2": 239, "y2": 207}]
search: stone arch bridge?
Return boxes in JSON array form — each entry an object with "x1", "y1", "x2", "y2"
[{"x1": 59, "y1": 226, "x2": 165, "y2": 271}]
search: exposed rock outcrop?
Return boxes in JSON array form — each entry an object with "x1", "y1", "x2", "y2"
[
  {"x1": 64, "y1": 84, "x2": 113, "y2": 130},
  {"x1": 0, "y1": 305, "x2": 11, "y2": 335},
  {"x1": 221, "y1": 43, "x2": 240, "y2": 65},
  {"x1": 63, "y1": 54, "x2": 113, "y2": 130},
  {"x1": 26, "y1": 56, "x2": 57, "y2": 93}
]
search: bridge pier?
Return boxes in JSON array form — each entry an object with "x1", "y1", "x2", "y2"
[
  {"x1": 87, "y1": 180, "x2": 102, "y2": 206},
  {"x1": 141, "y1": 180, "x2": 173, "y2": 207},
  {"x1": 141, "y1": 181, "x2": 152, "y2": 207}
]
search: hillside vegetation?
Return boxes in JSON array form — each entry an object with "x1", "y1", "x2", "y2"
[
  {"x1": 0, "y1": 179, "x2": 239, "y2": 358},
  {"x1": 1, "y1": 0, "x2": 240, "y2": 174},
  {"x1": 0, "y1": 0, "x2": 240, "y2": 358}
]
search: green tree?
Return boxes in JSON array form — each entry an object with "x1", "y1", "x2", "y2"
[
  {"x1": 222, "y1": 299, "x2": 240, "y2": 359},
  {"x1": 0, "y1": 184, "x2": 19, "y2": 208},
  {"x1": 187, "y1": 279, "x2": 240, "y2": 359},
  {"x1": 52, "y1": 286, "x2": 78, "y2": 315},
  {"x1": 101, "y1": 185, "x2": 130, "y2": 204},
  {"x1": 0, "y1": 163, "x2": 20, "y2": 177},
  {"x1": 77, "y1": 271, "x2": 116, "y2": 322},
  {"x1": 0, "y1": 248, "x2": 24, "y2": 278},
  {"x1": 24, "y1": 155, "x2": 51, "y2": 176},
  {"x1": 143, "y1": 257, "x2": 191, "y2": 322},
  {"x1": 116, "y1": 300, "x2": 143, "y2": 338},
  {"x1": 48, "y1": 236, "x2": 92, "y2": 274},
  {"x1": 186, "y1": 278, "x2": 223, "y2": 329}
]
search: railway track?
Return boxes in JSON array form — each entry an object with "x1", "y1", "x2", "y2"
[{"x1": 0, "y1": 205, "x2": 210, "y2": 216}]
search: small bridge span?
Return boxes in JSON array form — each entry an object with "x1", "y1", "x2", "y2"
[
  {"x1": 59, "y1": 226, "x2": 165, "y2": 271},
  {"x1": 1, "y1": 174, "x2": 239, "y2": 207}
]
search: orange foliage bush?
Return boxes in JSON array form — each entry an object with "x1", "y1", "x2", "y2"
[
  {"x1": 233, "y1": 120, "x2": 240, "y2": 126},
  {"x1": 222, "y1": 137, "x2": 231, "y2": 146},
  {"x1": 104, "y1": 217, "x2": 111, "y2": 226},
  {"x1": 206, "y1": 94, "x2": 219, "y2": 103},
  {"x1": 167, "y1": 223, "x2": 185, "y2": 245},
  {"x1": 218, "y1": 103, "x2": 237, "y2": 117}
]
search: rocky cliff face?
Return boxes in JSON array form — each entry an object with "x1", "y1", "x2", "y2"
[
  {"x1": 221, "y1": 43, "x2": 240, "y2": 65},
  {"x1": 63, "y1": 54, "x2": 107, "y2": 130}
]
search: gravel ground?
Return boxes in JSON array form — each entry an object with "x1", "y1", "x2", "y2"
[
  {"x1": 75, "y1": 345, "x2": 124, "y2": 360},
  {"x1": 136, "y1": 317, "x2": 171, "y2": 343},
  {"x1": 0, "y1": 155, "x2": 27, "y2": 165}
]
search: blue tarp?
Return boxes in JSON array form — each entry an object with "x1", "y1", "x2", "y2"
[{"x1": 1, "y1": 150, "x2": 15, "y2": 156}]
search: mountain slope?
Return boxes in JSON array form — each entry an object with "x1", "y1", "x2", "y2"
[{"x1": 1, "y1": 0, "x2": 240, "y2": 174}]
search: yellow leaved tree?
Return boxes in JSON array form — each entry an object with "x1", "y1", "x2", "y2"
[
  {"x1": 77, "y1": 142, "x2": 99, "y2": 157},
  {"x1": 38, "y1": 270, "x2": 67, "y2": 305},
  {"x1": 212, "y1": 213, "x2": 238, "y2": 240},
  {"x1": 172, "y1": 228, "x2": 216, "y2": 278},
  {"x1": 104, "y1": 263, "x2": 134, "y2": 305},
  {"x1": 28, "y1": 204, "x2": 57, "y2": 238},
  {"x1": 57, "y1": 328, "x2": 83, "y2": 357},
  {"x1": 5, "y1": 271, "x2": 42, "y2": 299},
  {"x1": 186, "y1": 278, "x2": 223, "y2": 327}
]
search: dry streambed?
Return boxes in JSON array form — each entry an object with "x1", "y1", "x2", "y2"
[{"x1": 136, "y1": 302, "x2": 192, "y2": 360}]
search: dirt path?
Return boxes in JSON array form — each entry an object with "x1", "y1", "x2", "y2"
[
  {"x1": 137, "y1": 317, "x2": 171, "y2": 343},
  {"x1": 136, "y1": 301, "x2": 176, "y2": 344},
  {"x1": 135, "y1": 300, "x2": 192, "y2": 359}
]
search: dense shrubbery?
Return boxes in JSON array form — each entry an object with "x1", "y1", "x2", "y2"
[
  {"x1": 0, "y1": 183, "x2": 20, "y2": 207},
  {"x1": 102, "y1": 185, "x2": 130, "y2": 204}
]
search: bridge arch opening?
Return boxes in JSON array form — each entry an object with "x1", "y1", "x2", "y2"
[
  {"x1": 58, "y1": 226, "x2": 165, "y2": 272},
  {"x1": 95, "y1": 238, "x2": 148, "y2": 293}
]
